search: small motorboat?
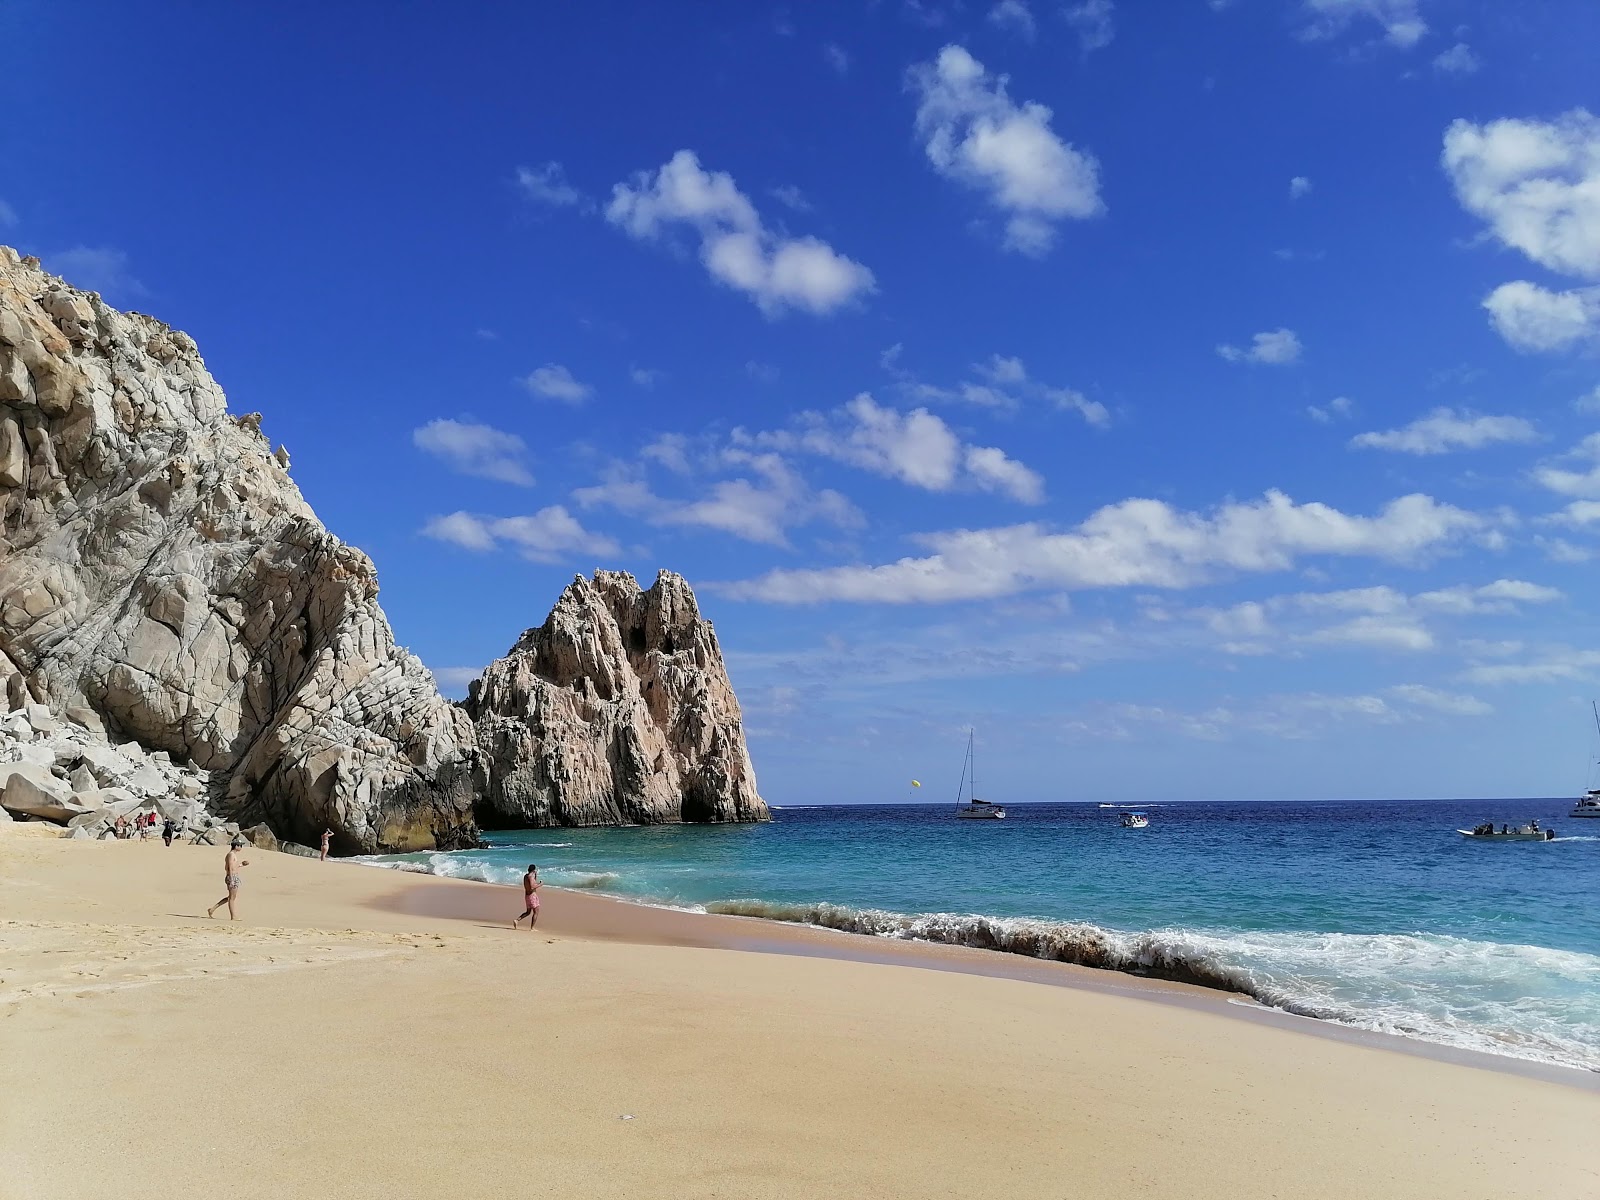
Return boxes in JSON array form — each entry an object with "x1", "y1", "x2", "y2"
[
  {"x1": 1120, "y1": 811, "x2": 1149, "y2": 828},
  {"x1": 1457, "y1": 821, "x2": 1556, "y2": 842}
]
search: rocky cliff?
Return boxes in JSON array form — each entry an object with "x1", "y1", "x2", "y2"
[
  {"x1": 465, "y1": 570, "x2": 768, "y2": 827},
  {"x1": 0, "y1": 248, "x2": 478, "y2": 852}
]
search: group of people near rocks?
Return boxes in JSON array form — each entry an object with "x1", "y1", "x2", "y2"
[{"x1": 111, "y1": 811, "x2": 178, "y2": 843}]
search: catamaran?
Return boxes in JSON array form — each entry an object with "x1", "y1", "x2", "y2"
[
  {"x1": 1573, "y1": 702, "x2": 1600, "y2": 819},
  {"x1": 953, "y1": 729, "x2": 1004, "y2": 820}
]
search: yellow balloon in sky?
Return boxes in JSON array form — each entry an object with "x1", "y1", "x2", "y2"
[{"x1": 911, "y1": 780, "x2": 921, "y2": 787}]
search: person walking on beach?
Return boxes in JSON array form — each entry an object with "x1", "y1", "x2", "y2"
[
  {"x1": 512, "y1": 864, "x2": 541, "y2": 930},
  {"x1": 319, "y1": 828, "x2": 333, "y2": 862},
  {"x1": 161, "y1": 817, "x2": 175, "y2": 847},
  {"x1": 206, "y1": 837, "x2": 251, "y2": 921}
]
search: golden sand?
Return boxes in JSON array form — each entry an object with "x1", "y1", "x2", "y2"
[{"x1": 1, "y1": 824, "x2": 1594, "y2": 1199}]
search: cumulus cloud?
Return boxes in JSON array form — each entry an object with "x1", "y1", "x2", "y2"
[
  {"x1": 724, "y1": 490, "x2": 1483, "y2": 604},
  {"x1": 575, "y1": 449, "x2": 861, "y2": 547},
  {"x1": 421, "y1": 507, "x2": 619, "y2": 563},
  {"x1": 1063, "y1": 0, "x2": 1114, "y2": 53},
  {"x1": 1533, "y1": 433, "x2": 1600, "y2": 498},
  {"x1": 1289, "y1": 176, "x2": 1313, "y2": 199},
  {"x1": 1300, "y1": 0, "x2": 1427, "y2": 47},
  {"x1": 749, "y1": 394, "x2": 1046, "y2": 504},
  {"x1": 1304, "y1": 615, "x2": 1434, "y2": 651},
  {"x1": 1543, "y1": 499, "x2": 1600, "y2": 527},
  {"x1": 823, "y1": 43, "x2": 850, "y2": 74},
  {"x1": 1349, "y1": 407, "x2": 1539, "y2": 455},
  {"x1": 1482, "y1": 281, "x2": 1600, "y2": 353},
  {"x1": 1461, "y1": 649, "x2": 1600, "y2": 686},
  {"x1": 1386, "y1": 684, "x2": 1492, "y2": 716},
  {"x1": 515, "y1": 162, "x2": 588, "y2": 209},
  {"x1": 1443, "y1": 110, "x2": 1600, "y2": 279},
  {"x1": 1217, "y1": 328, "x2": 1302, "y2": 365},
  {"x1": 606, "y1": 150, "x2": 875, "y2": 316},
  {"x1": 520, "y1": 363, "x2": 593, "y2": 404},
  {"x1": 1432, "y1": 43, "x2": 1479, "y2": 75},
  {"x1": 1308, "y1": 396, "x2": 1354, "y2": 423},
  {"x1": 0, "y1": 199, "x2": 16, "y2": 227},
  {"x1": 1445, "y1": 110, "x2": 1600, "y2": 351},
  {"x1": 429, "y1": 666, "x2": 485, "y2": 691},
  {"x1": 630, "y1": 367, "x2": 662, "y2": 388},
  {"x1": 412, "y1": 418, "x2": 534, "y2": 486},
  {"x1": 907, "y1": 45, "x2": 1103, "y2": 257},
  {"x1": 987, "y1": 0, "x2": 1035, "y2": 40}
]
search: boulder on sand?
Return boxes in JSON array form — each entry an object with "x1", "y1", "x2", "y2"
[
  {"x1": 240, "y1": 823, "x2": 279, "y2": 852},
  {"x1": 1, "y1": 765, "x2": 94, "y2": 824}
]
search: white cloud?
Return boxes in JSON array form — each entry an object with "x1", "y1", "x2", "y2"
[
  {"x1": 1349, "y1": 407, "x2": 1538, "y2": 455},
  {"x1": 1062, "y1": 0, "x2": 1114, "y2": 53},
  {"x1": 0, "y1": 199, "x2": 16, "y2": 228},
  {"x1": 1533, "y1": 433, "x2": 1600, "y2": 497},
  {"x1": 1432, "y1": 43, "x2": 1479, "y2": 75},
  {"x1": 987, "y1": 0, "x2": 1035, "y2": 41},
  {"x1": 1308, "y1": 396, "x2": 1354, "y2": 423},
  {"x1": 746, "y1": 361, "x2": 780, "y2": 384},
  {"x1": 421, "y1": 507, "x2": 620, "y2": 563},
  {"x1": 1575, "y1": 385, "x2": 1600, "y2": 414},
  {"x1": 724, "y1": 490, "x2": 1483, "y2": 604},
  {"x1": 1300, "y1": 0, "x2": 1427, "y2": 48},
  {"x1": 1386, "y1": 684, "x2": 1492, "y2": 716},
  {"x1": 753, "y1": 393, "x2": 1046, "y2": 503},
  {"x1": 907, "y1": 45, "x2": 1103, "y2": 257},
  {"x1": 1443, "y1": 110, "x2": 1600, "y2": 280},
  {"x1": 412, "y1": 419, "x2": 534, "y2": 486},
  {"x1": 1543, "y1": 499, "x2": 1600, "y2": 527},
  {"x1": 630, "y1": 367, "x2": 662, "y2": 388},
  {"x1": 520, "y1": 363, "x2": 593, "y2": 405},
  {"x1": 1217, "y1": 328, "x2": 1302, "y2": 365},
  {"x1": 892, "y1": 349, "x2": 1108, "y2": 425},
  {"x1": 575, "y1": 450, "x2": 861, "y2": 547},
  {"x1": 45, "y1": 246, "x2": 144, "y2": 297},
  {"x1": 606, "y1": 150, "x2": 875, "y2": 316},
  {"x1": 1482, "y1": 281, "x2": 1600, "y2": 353},
  {"x1": 1461, "y1": 650, "x2": 1600, "y2": 686},
  {"x1": 515, "y1": 162, "x2": 588, "y2": 209},
  {"x1": 1413, "y1": 579, "x2": 1563, "y2": 614},
  {"x1": 823, "y1": 43, "x2": 850, "y2": 74},
  {"x1": 1305, "y1": 615, "x2": 1434, "y2": 651},
  {"x1": 1289, "y1": 176, "x2": 1313, "y2": 199}
]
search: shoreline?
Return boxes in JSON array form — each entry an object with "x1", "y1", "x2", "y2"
[
  {"x1": 6, "y1": 825, "x2": 1598, "y2": 1200},
  {"x1": 367, "y1": 869, "x2": 1600, "y2": 1092}
]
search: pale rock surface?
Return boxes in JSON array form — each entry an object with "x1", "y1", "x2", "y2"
[
  {"x1": 466, "y1": 570, "x2": 768, "y2": 827},
  {"x1": 0, "y1": 249, "x2": 478, "y2": 851}
]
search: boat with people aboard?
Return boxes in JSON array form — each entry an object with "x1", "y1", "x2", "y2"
[
  {"x1": 1120, "y1": 811, "x2": 1149, "y2": 828},
  {"x1": 1457, "y1": 821, "x2": 1556, "y2": 842},
  {"x1": 952, "y1": 729, "x2": 1005, "y2": 820}
]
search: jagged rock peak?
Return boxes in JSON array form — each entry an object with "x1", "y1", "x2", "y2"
[
  {"x1": 466, "y1": 569, "x2": 768, "y2": 828},
  {"x1": 0, "y1": 246, "x2": 479, "y2": 852}
]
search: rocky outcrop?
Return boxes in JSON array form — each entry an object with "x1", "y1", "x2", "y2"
[
  {"x1": 465, "y1": 570, "x2": 768, "y2": 827},
  {"x1": 0, "y1": 248, "x2": 477, "y2": 852}
]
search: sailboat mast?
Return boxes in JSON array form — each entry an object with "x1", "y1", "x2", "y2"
[{"x1": 970, "y1": 728, "x2": 976, "y2": 803}]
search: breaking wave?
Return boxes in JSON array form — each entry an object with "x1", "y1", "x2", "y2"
[{"x1": 703, "y1": 900, "x2": 1600, "y2": 1072}]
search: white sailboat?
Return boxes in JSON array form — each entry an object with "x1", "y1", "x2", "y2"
[
  {"x1": 954, "y1": 729, "x2": 1005, "y2": 820},
  {"x1": 1573, "y1": 702, "x2": 1600, "y2": 819}
]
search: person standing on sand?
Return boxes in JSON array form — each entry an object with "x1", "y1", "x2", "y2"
[
  {"x1": 512, "y1": 864, "x2": 541, "y2": 930},
  {"x1": 162, "y1": 817, "x2": 175, "y2": 847},
  {"x1": 320, "y1": 828, "x2": 333, "y2": 862},
  {"x1": 206, "y1": 837, "x2": 251, "y2": 921}
]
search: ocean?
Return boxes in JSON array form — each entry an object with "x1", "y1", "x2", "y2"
[{"x1": 365, "y1": 799, "x2": 1600, "y2": 1073}]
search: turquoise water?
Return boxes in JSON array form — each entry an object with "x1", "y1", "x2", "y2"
[{"x1": 366, "y1": 799, "x2": 1600, "y2": 1072}]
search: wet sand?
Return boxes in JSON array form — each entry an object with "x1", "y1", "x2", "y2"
[{"x1": 2, "y1": 824, "x2": 1595, "y2": 1199}]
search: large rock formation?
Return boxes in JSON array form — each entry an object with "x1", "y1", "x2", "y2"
[
  {"x1": 0, "y1": 248, "x2": 478, "y2": 852},
  {"x1": 465, "y1": 570, "x2": 768, "y2": 827}
]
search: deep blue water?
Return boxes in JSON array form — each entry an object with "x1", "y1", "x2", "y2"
[{"x1": 367, "y1": 799, "x2": 1600, "y2": 1072}]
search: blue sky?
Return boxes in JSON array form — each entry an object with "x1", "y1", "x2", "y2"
[{"x1": 6, "y1": 0, "x2": 1600, "y2": 804}]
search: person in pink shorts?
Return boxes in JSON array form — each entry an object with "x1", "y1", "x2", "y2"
[{"x1": 512, "y1": 863, "x2": 541, "y2": 930}]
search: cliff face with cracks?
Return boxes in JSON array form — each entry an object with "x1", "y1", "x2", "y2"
[
  {"x1": 0, "y1": 248, "x2": 479, "y2": 852},
  {"x1": 465, "y1": 570, "x2": 768, "y2": 828},
  {"x1": 0, "y1": 249, "x2": 766, "y2": 849}
]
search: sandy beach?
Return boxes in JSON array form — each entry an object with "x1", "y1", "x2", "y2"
[{"x1": 1, "y1": 824, "x2": 1595, "y2": 1200}]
